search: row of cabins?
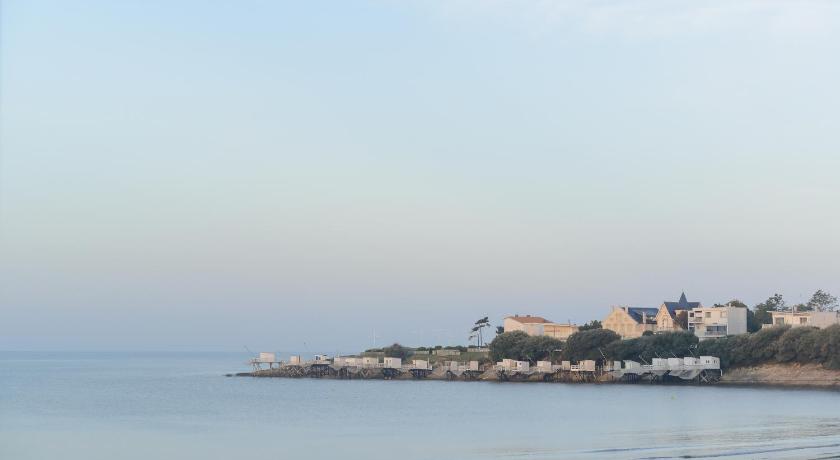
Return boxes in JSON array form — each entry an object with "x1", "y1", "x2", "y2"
[
  {"x1": 496, "y1": 359, "x2": 597, "y2": 373},
  {"x1": 506, "y1": 292, "x2": 840, "y2": 341},
  {"x1": 332, "y1": 356, "x2": 432, "y2": 370},
  {"x1": 496, "y1": 356, "x2": 721, "y2": 381}
]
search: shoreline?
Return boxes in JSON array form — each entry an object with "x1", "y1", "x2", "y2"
[
  {"x1": 719, "y1": 363, "x2": 840, "y2": 390},
  {"x1": 229, "y1": 362, "x2": 840, "y2": 390}
]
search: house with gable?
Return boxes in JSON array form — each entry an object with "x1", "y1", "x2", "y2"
[
  {"x1": 602, "y1": 306, "x2": 659, "y2": 339},
  {"x1": 655, "y1": 292, "x2": 701, "y2": 333}
]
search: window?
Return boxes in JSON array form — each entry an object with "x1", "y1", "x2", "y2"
[
  {"x1": 775, "y1": 318, "x2": 785, "y2": 325},
  {"x1": 705, "y1": 325, "x2": 727, "y2": 336},
  {"x1": 704, "y1": 312, "x2": 711, "y2": 318},
  {"x1": 800, "y1": 317, "x2": 808, "y2": 324}
]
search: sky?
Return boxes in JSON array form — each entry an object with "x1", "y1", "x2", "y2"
[{"x1": 1, "y1": 0, "x2": 839, "y2": 352}]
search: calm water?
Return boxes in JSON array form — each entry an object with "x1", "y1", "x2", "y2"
[{"x1": 2, "y1": 352, "x2": 840, "y2": 459}]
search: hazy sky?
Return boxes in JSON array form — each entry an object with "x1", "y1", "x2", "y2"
[{"x1": 2, "y1": 1, "x2": 839, "y2": 352}]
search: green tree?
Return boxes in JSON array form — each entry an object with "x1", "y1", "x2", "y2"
[
  {"x1": 820, "y1": 325, "x2": 840, "y2": 369},
  {"x1": 382, "y1": 343, "x2": 411, "y2": 359},
  {"x1": 578, "y1": 320, "x2": 602, "y2": 331},
  {"x1": 562, "y1": 329, "x2": 621, "y2": 362},
  {"x1": 605, "y1": 332, "x2": 698, "y2": 362},
  {"x1": 776, "y1": 327, "x2": 818, "y2": 362},
  {"x1": 496, "y1": 326, "x2": 504, "y2": 335},
  {"x1": 487, "y1": 332, "x2": 564, "y2": 362},
  {"x1": 791, "y1": 303, "x2": 811, "y2": 312},
  {"x1": 808, "y1": 290, "x2": 838, "y2": 312},
  {"x1": 489, "y1": 331, "x2": 529, "y2": 361},
  {"x1": 469, "y1": 316, "x2": 492, "y2": 347},
  {"x1": 744, "y1": 325, "x2": 790, "y2": 362},
  {"x1": 524, "y1": 336, "x2": 564, "y2": 362},
  {"x1": 753, "y1": 293, "x2": 786, "y2": 326}
]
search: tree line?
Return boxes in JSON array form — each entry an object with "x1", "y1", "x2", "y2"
[{"x1": 489, "y1": 325, "x2": 840, "y2": 370}]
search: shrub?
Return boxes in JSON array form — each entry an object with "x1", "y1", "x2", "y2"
[
  {"x1": 744, "y1": 326, "x2": 790, "y2": 362},
  {"x1": 604, "y1": 332, "x2": 698, "y2": 362},
  {"x1": 776, "y1": 327, "x2": 818, "y2": 362},
  {"x1": 820, "y1": 325, "x2": 840, "y2": 369}
]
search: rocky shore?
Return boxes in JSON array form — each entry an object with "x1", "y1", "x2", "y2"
[
  {"x1": 721, "y1": 363, "x2": 840, "y2": 389},
  {"x1": 231, "y1": 363, "x2": 840, "y2": 389}
]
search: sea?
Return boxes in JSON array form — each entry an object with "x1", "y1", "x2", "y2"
[{"x1": 2, "y1": 351, "x2": 839, "y2": 459}]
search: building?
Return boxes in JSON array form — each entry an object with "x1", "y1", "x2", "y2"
[
  {"x1": 602, "y1": 306, "x2": 658, "y2": 338},
  {"x1": 543, "y1": 323, "x2": 579, "y2": 340},
  {"x1": 503, "y1": 315, "x2": 551, "y2": 335},
  {"x1": 503, "y1": 315, "x2": 579, "y2": 340},
  {"x1": 769, "y1": 311, "x2": 840, "y2": 329},
  {"x1": 655, "y1": 292, "x2": 701, "y2": 333},
  {"x1": 383, "y1": 357, "x2": 402, "y2": 368},
  {"x1": 687, "y1": 305, "x2": 747, "y2": 340}
]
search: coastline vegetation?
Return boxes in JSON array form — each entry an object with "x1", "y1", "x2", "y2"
[{"x1": 488, "y1": 325, "x2": 840, "y2": 370}]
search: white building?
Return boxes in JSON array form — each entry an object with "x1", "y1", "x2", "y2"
[
  {"x1": 411, "y1": 359, "x2": 430, "y2": 370},
  {"x1": 769, "y1": 311, "x2": 840, "y2": 329},
  {"x1": 687, "y1": 306, "x2": 747, "y2": 340},
  {"x1": 258, "y1": 352, "x2": 276, "y2": 363},
  {"x1": 496, "y1": 359, "x2": 529, "y2": 372},
  {"x1": 383, "y1": 357, "x2": 401, "y2": 368}
]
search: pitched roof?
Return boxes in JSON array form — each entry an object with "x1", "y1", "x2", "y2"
[
  {"x1": 625, "y1": 308, "x2": 659, "y2": 324},
  {"x1": 662, "y1": 292, "x2": 701, "y2": 315},
  {"x1": 506, "y1": 315, "x2": 551, "y2": 324}
]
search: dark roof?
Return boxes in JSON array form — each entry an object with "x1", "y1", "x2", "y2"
[
  {"x1": 626, "y1": 307, "x2": 659, "y2": 324},
  {"x1": 662, "y1": 292, "x2": 700, "y2": 315}
]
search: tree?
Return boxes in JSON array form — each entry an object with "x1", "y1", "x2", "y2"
[
  {"x1": 496, "y1": 326, "x2": 505, "y2": 335},
  {"x1": 470, "y1": 317, "x2": 492, "y2": 347},
  {"x1": 776, "y1": 327, "x2": 818, "y2": 362},
  {"x1": 744, "y1": 325, "x2": 789, "y2": 362},
  {"x1": 382, "y1": 343, "x2": 411, "y2": 359},
  {"x1": 808, "y1": 290, "x2": 838, "y2": 312},
  {"x1": 489, "y1": 331, "x2": 529, "y2": 362},
  {"x1": 578, "y1": 320, "x2": 602, "y2": 331},
  {"x1": 605, "y1": 331, "x2": 698, "y2": 362},
  {"x1": 487, "y1": 332, "x2": 563, "y2": 362},
  {"x1": 754, "y1": 293, "x2": 786, "y2": 325},
  {"x1": 562, "y1": 329, "x2": 621, "y2": 362},
  {"x1": 792, "y1": 303, "x2": 811, "y2": 312},
  {"x1": 519, "y1": 335, "x2": 564, "y2": 363}
]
